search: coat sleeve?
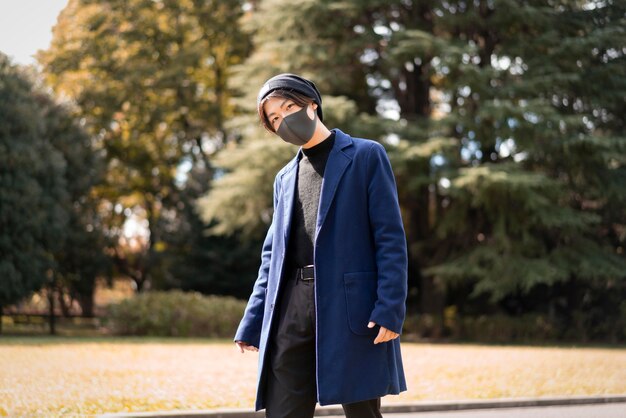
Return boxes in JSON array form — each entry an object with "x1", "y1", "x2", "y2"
[
  {"x1": 233, "y1": 174, "x2": 280, "y2": 347},
  {"x1": 366, "y1": 142, "x2": 408, "y2": 335}
]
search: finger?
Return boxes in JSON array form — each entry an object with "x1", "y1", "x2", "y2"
[
  {"x1": 380, "y1": 327, "x2": 399, "y2": 342},
  {"x1": 377, "y1": 328, "x2": 387, "y2": 341},
  {"x1": 237, "y1": 343, "x2": 244, "y2": 353},
  {"x1": 368, "y1": 321, "x2": 376, "y2": 328},
  {"x1": 374, "y1": 327, "x2": 385, "y2": 344},
  {"x1": 381, "y1": 329, "x2": 395, "y2": 343}
]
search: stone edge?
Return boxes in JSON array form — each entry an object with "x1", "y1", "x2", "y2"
[{"x1": 98, "y1": 394, "x2": 626, "y2": 418}]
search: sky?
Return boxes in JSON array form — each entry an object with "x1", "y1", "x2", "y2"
[{"x1": 0, "y1": 0, "x2": 69, "y2": 66}]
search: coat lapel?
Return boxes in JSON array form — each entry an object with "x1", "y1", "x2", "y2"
[
  {"x1": 280, "y1": 160, "x2": 298, "y2": 244},
  {"x1": 315, "y1": 130, "x2": 352, "y2": 238},
  {"x1": 279, "y1": 129, "x2": 353, "y2": 246}
]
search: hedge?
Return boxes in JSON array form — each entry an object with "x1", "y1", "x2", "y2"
[{"x1": 105, "y1": 290, "x2": 246, "y2": 338}]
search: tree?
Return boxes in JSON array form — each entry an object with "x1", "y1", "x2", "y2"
[
  {"x1": 414, "y1": 0, "x2": 626, "y2": 338},
  {"x1": 195, "y1": 0, "x2": 392, "y2": 242},
  {"x1": 0, "y1": 54, "x2": 67, "y2": 331},
  {"x1": 0, "y1": 53, "x2": 107, "y2": 332},
  {"x1": 39, "y1": 94, "x2": 110, "y2": 317},
  {"x1": 199, "y1": 0, "x2": 626, "y2": 340},
  {"x1": 39, "y1": 0, "x2": 251, "y2": 292}
]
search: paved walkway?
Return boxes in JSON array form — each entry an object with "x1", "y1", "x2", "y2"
[
  {"x1": 100, "y1": 396, "x2": 626, "y2": 417},
  {"x1": 326, "y1": 403, "x2": 626, "y2": 418}
]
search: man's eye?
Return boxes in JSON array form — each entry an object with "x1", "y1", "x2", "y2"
[{"x1": 287, "y1": 103, "x2": 293, "y2": 109}]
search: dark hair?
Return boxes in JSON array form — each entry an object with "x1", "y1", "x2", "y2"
[{"x1": 258, "y1": 89, "x2": 314, "y2": 133}]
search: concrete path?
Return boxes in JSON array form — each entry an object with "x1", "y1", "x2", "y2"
[
  {"x1": 326, "y1": 403, "x2": 626, "y2": 418},
  {"x1": 100, "y1": 395, "x2": 626, "y2": 417}
]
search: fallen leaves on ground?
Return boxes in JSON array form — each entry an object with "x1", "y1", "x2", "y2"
[{"x1": 1, "y1": 339, "x2": 624, "y2": 417}]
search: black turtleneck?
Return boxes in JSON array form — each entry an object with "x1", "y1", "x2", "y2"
[{"x1": 285, "y1": 130, "x2": 336, "y2": 270}]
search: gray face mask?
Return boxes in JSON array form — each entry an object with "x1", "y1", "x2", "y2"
[{"x1": 276, "y1": 105, "x2": 317, "y2": 146}]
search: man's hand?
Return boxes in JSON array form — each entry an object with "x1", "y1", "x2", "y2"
[
  {"x1": 368, "y1": 321, "x2": 399, "y2": 344},
  {"x1": 235, "y1": 340, "x2": 259, "y2": 353}
]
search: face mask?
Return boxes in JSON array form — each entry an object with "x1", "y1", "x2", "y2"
[{"x1": 276, "y1": 105, "x2": 317, "y2": 146}]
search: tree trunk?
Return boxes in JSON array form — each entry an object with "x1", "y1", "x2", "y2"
[
  {"x1": 48, "y1": 286, "x2": 56, "y2": 336},
  {"x1": 419, "y1": 275, "x2": 446, "y2": 338},
  {"x1": 59, "y1": 290, "x2": 71, "y2": 317},
  {"x1": 78, "y1": 290, "x2": 95, "y2": 317}
]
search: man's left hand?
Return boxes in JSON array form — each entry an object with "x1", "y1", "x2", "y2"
[{"x1": 368, "y1": 321, "x2": 399, "y2": 344}]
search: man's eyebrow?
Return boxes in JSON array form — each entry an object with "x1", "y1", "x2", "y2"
[{"x1": 267, "y1": 99, "x2": 290, "y2": 118}]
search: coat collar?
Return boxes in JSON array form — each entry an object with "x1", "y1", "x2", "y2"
[
  {"x1": 280, "y1": 128, "x2": 353, "y2": 173},
  {"x1": 279, "y1": 128, "x2": 353, "y2": 243}
]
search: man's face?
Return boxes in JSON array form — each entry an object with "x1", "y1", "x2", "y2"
[{"x1": 263, "y1": 96, "x2": 317, "y2": 132}]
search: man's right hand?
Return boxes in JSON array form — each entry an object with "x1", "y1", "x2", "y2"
[{"x1": 235, "y1": 340, "x2": 259, "y2": 353}]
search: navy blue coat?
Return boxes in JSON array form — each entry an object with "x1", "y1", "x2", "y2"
[{"x1": 234, "y1": 128, "x2": 408, "y2": 410}]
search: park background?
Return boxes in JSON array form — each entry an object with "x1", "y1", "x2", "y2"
[{"x1": 0, "y1": 0, "x2": 625, "y2": 416}]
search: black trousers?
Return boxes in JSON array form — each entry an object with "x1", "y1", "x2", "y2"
[{"x1": 265, "y1": 266, "x2": 383, "y2": 418}]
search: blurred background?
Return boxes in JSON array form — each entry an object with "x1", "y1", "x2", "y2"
[{"x1": 1, "y1": 0, "x2": 625, "y2": 343}]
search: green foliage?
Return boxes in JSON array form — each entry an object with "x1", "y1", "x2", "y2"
[
  {"x1": 0, "y1": 52, "x2": 109, "y2": 316},
  {"x1": 416, "y1": 0, "x2": 626, "y2": 309},
  {"x1": 197, "y1": 0, "x2": 394, "y2": 241},
  {"x1": 0, "y1": 55, "x2": 63, "y2": 307},
  {"x1": 404, "y1": 308, "x2": 626, "y2": 344},
  {"x1": 403, "y1": 313, "x2": 560, "y2": 343},
  {"x1": 424, "y1": 162, "x2": 624, "y2": 301},
  {"x1": 105, "y1": 290, "x2": 246, "y2": 337},
  {"x1": 208, "y1": 0, "x2": 626, "y2": 335},
  {"x1": 196, "y1": 139, "x2": 290, "y2": 239},
  {"x1": 30, "y1": 0, "x2": 626, "y2": 343},
  {"x1": 39, "y1": 0, "x2": 252, "y2": 292}
]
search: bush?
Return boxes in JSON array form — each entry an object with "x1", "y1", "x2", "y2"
[
  {"x1": 403, "y1": 309, "x2": 626, "y2": 344},
  {"x1": 104, "y1": 290, "x2": 246, "y2": 337},
  {"x1": 403, "y1": 313, "x2": 561, "y2": 343},
  {"x1": 454, "y1": 314, "x2": 560, "y2": 343}
]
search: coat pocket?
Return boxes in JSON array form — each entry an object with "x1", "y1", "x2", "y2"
[{"x1": 343, "y1": 271, "x2": 378, "y2": 336}]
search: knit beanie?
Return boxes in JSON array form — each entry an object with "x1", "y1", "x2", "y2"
[{"x1": 257, "y1": 73, "x2": 323, "y2": 122}]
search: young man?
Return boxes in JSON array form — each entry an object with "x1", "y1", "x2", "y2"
[{"x1": 234, "y1": 73, "x2": 408, "y2": 418}]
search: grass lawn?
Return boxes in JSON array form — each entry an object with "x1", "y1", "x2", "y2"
[{"x1": 1, "y1": 337, "x2": 625, "y2": 417}]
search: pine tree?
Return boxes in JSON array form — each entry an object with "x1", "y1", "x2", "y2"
[
  {"x1": 202, "y1": 0, "x2": 626, "y2": 340},
  {"x1": 414, "y1": 0, "x2": 626, "y2": 338}
]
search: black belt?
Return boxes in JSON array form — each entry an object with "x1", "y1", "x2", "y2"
[{"x1": 295, "y1": 264, "x2": 315, "y2": 281}]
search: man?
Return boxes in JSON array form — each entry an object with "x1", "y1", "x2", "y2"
[{"x1": 234, "y1": 73, "x2": 408, "y2": 418}]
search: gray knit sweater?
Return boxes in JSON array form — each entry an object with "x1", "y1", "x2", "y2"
[{"x1": 285, "y1": 130, "x2": 336, "y2": 270}]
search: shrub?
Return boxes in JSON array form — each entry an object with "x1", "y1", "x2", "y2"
[
  {"x1": 104, "y1": 290, "x2": 246, "y2": 337},
  {"x1": 403, "y1": 313, "x2": 561, "y2": 343}
]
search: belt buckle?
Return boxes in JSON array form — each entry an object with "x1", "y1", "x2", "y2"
[{"x1": 300, "y1": 264, "x2": 314, "y2": 281}]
